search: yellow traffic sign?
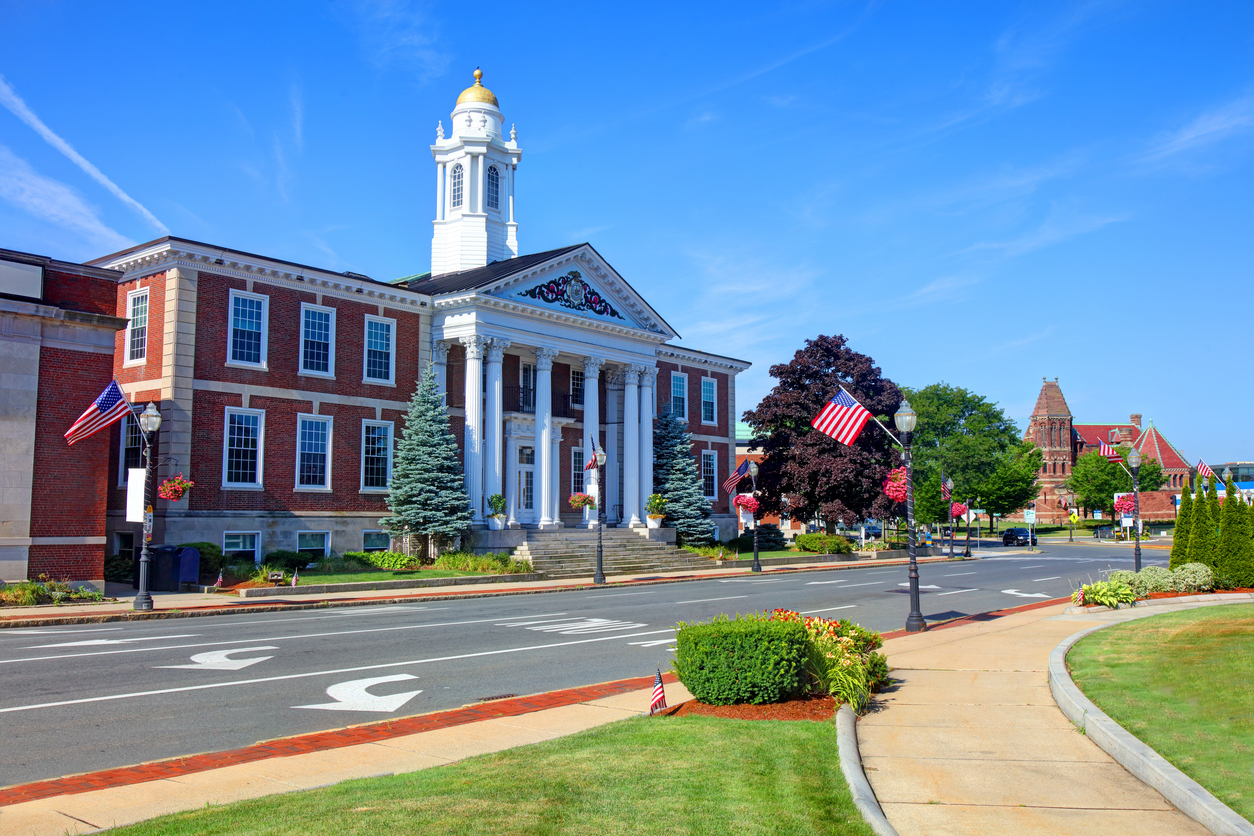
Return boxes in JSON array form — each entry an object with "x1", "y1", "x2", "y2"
[{"x1": 1069, "y1": 512, "x2": 1079, "y2": 524}]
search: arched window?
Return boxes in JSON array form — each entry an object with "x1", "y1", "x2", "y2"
[
  {"x1": 450, "y1": 164, "x2": 464, "y2": 209},
  {"x1": 486, "y1": 165, "x2": 500, "y2": 211}
]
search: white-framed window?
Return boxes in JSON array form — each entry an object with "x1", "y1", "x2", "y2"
[
  {"x1": 570, "y1": 369, "x2": 585, "y2": 406},
  {"x1": 363, "y1": 315, "x2": 395, "y2": 385},
  {"x1": 701, "y1": 450, "x2": 718, "y2": 500},
  {"x1": 572, "y1": 447, "x2": 585, "y2": 495},
  {"x1": 701, "y1": 377, "x2": 717, "y2": 425},
  {"x1": 361, "y1": 420, "x2": 393, "y2": 491},
  {"x1": 227, "y1": 289, "x2": 268, "y2": 368},
  {"x1": 296, "y1": 531, "x2": 330, "y2": 560},
  {"x1": 670, "y1": 372, "x2": 687, "y2": 421},
  {"x1": 222, "y1": 407, "x2": 265, "y2": 488},
  {"x1": 124, "y1": 288, "x2": 148, "y2": 365},
  {"x1": 519, "y1": 445, "x2": 535, "y2": 510},
  {"x1": 300, "y1": 302, "x2": 336, "y2": 377},
  {"x1": 223, "y1": 531, "x2": 261, "y2": 564},
  {"x1": 486, "y1": 165, "x2": 500, "y2": 211},
  {"x1": 450, "y1": 163, "x2": 464, "y2": 209},
  {"x1": 362, "y1": 530, "x2": 390, "y2": 552},
  {"x1": 118, "y1": 414, "x2": 143, "y2": 487},
  {"x1": 295, "y1": 414, "x2": 333, "y2": 490}
]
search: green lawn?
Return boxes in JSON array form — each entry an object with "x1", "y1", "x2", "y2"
[
  {"x1": 1068, "y1": 604, "x2": 1254, "y2": 820},
  {"x1": 293, "y1": 568, "x2": 481, "y2": 586},
  {"x1": 104, "y1": 716, "x2": 874, "y2": 836}
]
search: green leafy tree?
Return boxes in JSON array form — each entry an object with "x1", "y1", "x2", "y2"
[
  {"x1": 1065, "y1": 448, "x2": 1166, "y2": 518},
  {"x1": 1169, "y1": 480, "x2": 1192, "y2": 569},
  {"x1": 653, "y1": 409, "x2": 714, "y2": 545},
  {"x1": 979, "y1": 442, "x2": 1045, "y2": 524},
  {"x1": 1187, "y1": 479, "x2": 1217, "y2": 570},
  {"x1": 379, "y1": 366, "x2": 472, "y2": 557}
]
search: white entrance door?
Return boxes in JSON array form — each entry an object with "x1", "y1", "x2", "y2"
[{"x1": 517, "y1": 445, "x2": 536, "y2": 523}]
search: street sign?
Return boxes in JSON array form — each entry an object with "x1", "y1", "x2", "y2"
[
  {"x1": 971, "y1": 509, "x2": 986, "y2": 515},
  {"x1": 1121, "y1": 515, "x2": 1134, "y2": 528},
  {"x1": 1069, "y1": 512, "x2": 1079, "y2": 524},
  {"x1": 143, "y1": 504, "x2": 154, "y2": 542},
  {"x1": 1023, "y1": 510, "x2": 1036, "y2": 524}
]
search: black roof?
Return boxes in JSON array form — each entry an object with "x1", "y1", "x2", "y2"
[{"x1": 406, "y1": 244, "x2": 586, "y2": 295}]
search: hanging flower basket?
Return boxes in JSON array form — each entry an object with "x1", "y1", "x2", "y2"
[
  {"x1": 568, "y1": 492, "x2": 597, "y2": 511},
  {"x1": 732, "y1": 494, "x2": 760, "y2": 515},
  {"x1": 1113, "y1": 494, "x2": 1135, "y2": 516},
  {"x1": 882, "y1": 467, "x2": 908, "y2": 503},
  {"x1": 157, "y1": 473, "x2": 194, "y2": 502},
  {"x1": 950, "y1": 501, "x2": 968, "y2": 519}
]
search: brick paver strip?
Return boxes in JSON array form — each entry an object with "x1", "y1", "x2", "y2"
[{"x1": 0, "y1": 672, "x2": 680, "y2": 806}]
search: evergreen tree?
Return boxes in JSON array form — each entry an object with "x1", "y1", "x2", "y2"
[
  {"x1": 1237, "y1": 494, "x2": 1254, "y2": 588},
  {"x1": 1169, "y1": 480, "x2": 1192, "y2": 569},
  {"x1": 1216, "y1": 477, "x2": 1245, "y2": 587},
  {"x1": 380, "y1": 366, "x2": 472, "y2": 557},
  {"x1": 652, "y1": 409, "x2": 714, "y2": 546},
  {"x1": 1207, "y1": 474, "x2": 1222, "y2": 528},
  {"x1": 1187, "y1": 479, "x2": 1217, "y2": 570}
]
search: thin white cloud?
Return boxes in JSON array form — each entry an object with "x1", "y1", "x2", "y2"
[
  {"x1": 0, "y1": 74, "x2": 167, "y2": 234},
  {"x1": 342, "y1": 0, "x2": 449, "y2": 81},
  {"x1": 994, "y1": 327, "x2": 1053, "y2": 351},
  {"x1": 904, "y1": 275, "x2": 981, "y2": 302},
  {"x1": 1138, "y1": 95, "x2": 1254, "y2": 163},
  {"x1": 291, "y1": 84, "x2": 304, "y2": 153},
  {"x1": 961, "y1": 207, "x2": 1127, "y2": 257},
  {"x1": 0, "y1": 145, "x2": 132, "y2": 250}
]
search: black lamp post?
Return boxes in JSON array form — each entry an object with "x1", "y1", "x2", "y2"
[
  {"x1": 1128, "y1": 447, "x2": 1142, "y2": 572},
  {"x1": 945, "y1": 476, "x2": 955, "y2": 558},
  {"x1": 748, "y1": 461, "x2": 762, "y2": 573},
  {"x1": 593, "y1": 444, "x2": 608, "y2": 585},
  {"x1": 133, "y1": 402, "x2": 162, "y2": 612},
  {"x1": 896, "y1": 400, "x2": 926, "y2": 632}
]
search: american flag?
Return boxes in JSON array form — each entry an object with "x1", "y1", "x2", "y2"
[
  {"x1": 1098, "y1": 441, "x2": 1122, "y2": 462},
  {"x1": 214, "y1": 570, "x2": 223, "y2": 588},
  {"x1": 649, "y1": 667, "x2": 667, "y2": 715},
  {"x1": 290, "y1": 568, "x2": 299, "y2": 588},
  {"x1": 722, "y1": 459, "x2": 749, "y2": 494},
  {"x1": 1197, "y1": 460, "x2": 1216, "y2": 481},
  {"x1": 941, "y1": 477, "x2": 951, "y2": 501},
  {"x1": 584, "y1": 435, "x2": 598, "y2": 471},
  {"x1": 64, "y1": 380, "x2": 132, "y2": 446},
  {"x1": 811, "y1": 387, "x2": 873, "y2": 446}
]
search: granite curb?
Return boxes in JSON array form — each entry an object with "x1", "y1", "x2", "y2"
[
  {"x1": 1065, "y1": 591, "x2": 1254, "y2": 614},
  {"x1": 836, "y1": 705, "x2": 900, "y2": 836},
  {"x1": 233, "y1": 572, "x2": 546, "y2": 597},
  {"x1": 1048, "y1": 619, "x2": 1254, "y2": 836}
]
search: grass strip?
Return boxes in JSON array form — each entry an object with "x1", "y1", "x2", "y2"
[
  {"x1": 1068, "y1": 603, "x2": 1254, "y2": 821},
  {"x1": 103, "y1": 716, "x2": 875, "y2": 836},
  {"x1": 294, "y1": 569, "x2": 481, "y2": 586}
]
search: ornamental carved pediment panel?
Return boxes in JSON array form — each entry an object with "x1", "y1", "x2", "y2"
[{"x1": 515, "y1": 270, "x2": 624, "y2": 320}]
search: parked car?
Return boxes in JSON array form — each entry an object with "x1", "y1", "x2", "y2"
[
  {"x1": 862, "y1": 524, "x2": 883, "y2": 537},
  {"x1": 1093, "y1": 526, "x2": 1114, "y2": 540},
  {"x1": 1002, "y1": 527, "x2": 1037, "y2": 546}
]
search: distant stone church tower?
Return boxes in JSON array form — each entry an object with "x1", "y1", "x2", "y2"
[
  {"x1": 430, "y1": 69, "x2": 522, "y2": 275},
  {"x1": 1026, "y1": 377, "x2": 1075, "y2": 523}
]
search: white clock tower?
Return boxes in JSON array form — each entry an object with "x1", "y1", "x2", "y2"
[{"x1": 430, "y1": 69, "x2": 521, "y2": 275}]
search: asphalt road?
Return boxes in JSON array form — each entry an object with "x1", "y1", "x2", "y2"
[{"x1": 0, "y1": 540, "x2": 1161, "y2": 787}]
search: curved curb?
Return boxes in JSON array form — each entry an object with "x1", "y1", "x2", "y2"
[
  {"x1": 1049, "y1": 625, "x2": 1254, "y2": 836},
  {"x1": 836, "y1": 705, "x2": 900, "y2": 836}
]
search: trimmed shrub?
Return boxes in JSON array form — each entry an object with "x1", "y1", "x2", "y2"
[
  {"x1": 431, "y1": 551, "x2": 532, "y2": 574},
  {"x1": 179, "y1": 542, "x2": 225, "y2": 581},
  {"x1": 263, "y1": 550, "x2": 312, "y2": 572},
  {"x1": 1073, "y1": 579, "x2": 1135, "y2": 608},
  {"x1": 1169, "y1": 483, "x2": 1193, "y2": 569},
  {"x1": 103, "y1": 554, "x2": 131, "y2": 583},
  {"x1": 794, "y1": 533, "x2": 853, "y2": 554},
  {"x1": 727, "y1": 525, "x2": 787, "y2": 554},
  {"x1": 343, "y1": 550, "x2": 421, "y2": 571},
  {"x1": 1173, "y1": 562, "x2": 1214, "y2": 593},
  {"x1": 673, "y1": 614, "x2": 808, "y2": 705}
]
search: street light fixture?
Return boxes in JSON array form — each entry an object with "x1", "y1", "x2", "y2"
[
  {"x1": 945, "y1": 476, "x2": 955, "y2": 558},
  {"x1": 593, "y1": 445, "x2": 608, "y2": 585},
  {"x1": 1128, "y1": 446, "x2": 1142, "y2": 572},
  {"x1": 747, "y1": 460, "x2": 762, "y2": 573},
  {"x1": 894, "y1": 400, "x2": 925, "y2": 633},
  {"x1": 133, "y1": 402, "x2": 163, "y2": 612}
]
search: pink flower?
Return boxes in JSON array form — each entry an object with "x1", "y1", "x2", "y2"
[
  {"x1": 732, "y1": 494, "x2": 760, "y2": 513},
  {"x1": 882, "y1": 466, "x2": 908, "y2": 503},
  {"x1": 950, "y1": 501, "x2": 968, "y2": 518}
]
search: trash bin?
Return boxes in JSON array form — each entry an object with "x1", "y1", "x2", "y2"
[{"x1": 132, "y1": 545, "x2": 182, "y2": 591}]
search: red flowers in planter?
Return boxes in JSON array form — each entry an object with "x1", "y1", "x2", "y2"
[
  {"x1": 882, "y1": 467, "x2": 908, "y2": 503},
  {"x1": 1114, "y1": 494, "x2": 1136, "y2": 515},
  {"x1": 732, "y1": 494, "x2": 760, "y2": 514},
  {"x1": 950, "y1": 501, "x2": 968, "y2": 519},
  {"x1": 157, "y1": 473, "x2": 194, "y2": 502}
]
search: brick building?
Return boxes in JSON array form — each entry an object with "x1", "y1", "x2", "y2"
[
  {"x1": 1, "y1": 249, "x2": 127, "y2": 586},
  {"x1": 1022, "y1": 378, "x2": 1190, "y2": 524}
]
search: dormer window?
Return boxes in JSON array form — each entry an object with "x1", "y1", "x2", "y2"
[
  {"x1": 487, "y1": 165, "x2": 500, "y2": 211},
  {"x1": 450, "y1": 163, "x2": 464, "y2": 209}
]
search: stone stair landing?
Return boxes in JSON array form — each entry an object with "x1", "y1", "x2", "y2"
[{"x1": 514, "y1": 528, "x2": 710, "y2": 579}]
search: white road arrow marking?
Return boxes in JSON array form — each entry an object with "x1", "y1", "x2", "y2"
[
  {"x1": 629, "y1": 639, "x2": 677, "y2": 648},
  {"x1": 1001, "y1": 589, "x2": 1050, "y2": 598},
  {"x1": 897, "y1": 583, "x2": 941, "y2": 590},
  {"x1": 157, "y1": 647, "x2": 278, "y2": 671},
  {"x1": 29, "y1": 635, "x2": 197, "y2": 648},
  {"x1": 294, "y1": 674, "x2": 422, "y2": 713},
  {"x1": 806, "y1": 580, "x2": 848, "y2": 585}
]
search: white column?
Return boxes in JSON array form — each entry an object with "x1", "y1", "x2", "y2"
[
  {"x1": 432, "y1": 341, "x2": 449, "y2": 396},
  {"x1": 436, "y1": 162, "x2": 445, "y2": 221},
  {"x1": 551, "y1": 433, "x2": 562, "y2": 527},
  {"x1": 484, "y1": 339, "x2": 509, "y2": 508},
  {"x1": 639, "y1": 366, "x2": 656, "y2": 516},
  {"x1": 476, "y1": 153, "x2": 485, "y2": 213},
  {"x1": 582, "y1": 356, "x2": 603, "y2": 469},
  {"x1": 507, "y1": 165, "x2": 515, "y2": 222},
  {"x1": 505, "y1": 429, "x2": 519, "y2": 527},
  {"x1": 535, "y1": 347, "x2": 558, "y2": 527},
  {"x1": 605, "y1": 369, "x2": 621, "y2": 524},
  {"x1": 623, "y1": 365, "x2": 642, "y2": 526},
  {"x1": 460, "y1": 335, "x2": 485, "y2": 524}
]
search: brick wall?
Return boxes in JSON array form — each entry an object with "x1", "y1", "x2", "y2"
[
  {"x1": 114, "y1": 272, "x2": 166, "y2": 385},
  {"x1": 655, "y1": 361, "x2": 729, "y2": 437},
  {"x1": 43, "y1": 269, "x2": 118, "y2": 316}
]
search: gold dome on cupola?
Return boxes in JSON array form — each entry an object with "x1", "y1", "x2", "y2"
[{"x1": 456, "y1": 68, "x2": 499, "y2": 107}]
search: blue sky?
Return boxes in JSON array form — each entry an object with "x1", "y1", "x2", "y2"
[{"x1": 2, "y1": 1, "x2": 1251, "y2": 464}]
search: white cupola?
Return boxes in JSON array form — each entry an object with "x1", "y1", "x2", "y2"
[{"x1": 430, "y1": 69, "x2": 521, "y2": 275}]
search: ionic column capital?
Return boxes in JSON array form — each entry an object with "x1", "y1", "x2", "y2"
[
  {"x1": 459, "y1": 334, "x2": 486, "y2": 360},
  {"x1": 534, "y1": 347, "x2": 558, "y2": 370}
]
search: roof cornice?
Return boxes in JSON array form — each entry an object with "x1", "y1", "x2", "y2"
[
  {"x1": 434, "y1": 290, "x2": 670, "y2": 343},
  {"x1": 656, "y1": 345, "x2": 751, "y2": 372}
]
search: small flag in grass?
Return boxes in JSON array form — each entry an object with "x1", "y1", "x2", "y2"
[
  {"x1": 290, "y1": 568, "x2": 299, "y2": 588},
  {"x1": 214, "y1": 570, "x2": 223, "y2": 588},
  {"x1": 649, "y1": 667, "x2": 667, "y2": 715}
]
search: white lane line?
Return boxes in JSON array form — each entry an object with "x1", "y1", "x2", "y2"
[
  {"x1": 674, "y1": 596, "x2": 749, "y2": 604},
  {"x1": 806, "y1": 580, "x2": 848, "y2": 585},
  {"x1": 1, "y1": 628, "x2": 123, "y2": 636},
  {"x1": 0, "y1": 628, "x2": 679, "y2": 715},
  {"x1": 863, "y1": 571, "x2": 894, "y2": 575},
  {"x1": 937, "y1": 589, "x2": 977, "y2": 596},
  {"x1": 28, "y1": 635, "x2": 198, "y2": 649},
  {"x1": 897, "y1": 583, "x2": 940, "y2": 590},
  {"x1": 587, "y1": 591, "x2": 657, "y2": 598},
  {"x1": 942, "y1": 572, "x2": 976, "y2": 577},
  {"x1": 839, "y1": 582, "x2": 882, "y2": 588},
  {"x1": 799, "y1": 606, "x2": 857, "y2": 614},
  {"x1": 1020, "y1": 565, "x2": 1045, "y2": 569},
  {"x1": 0, "y1": 613, "x2": 571, "y2": 665},
  {"x1": 1032, "y1": 576, "x2": 1061, "y2": 582}
]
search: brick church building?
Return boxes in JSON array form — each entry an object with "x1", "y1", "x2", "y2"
[{"x1": 1023, "y1": 378, "x2": 1190, "y2": 524}]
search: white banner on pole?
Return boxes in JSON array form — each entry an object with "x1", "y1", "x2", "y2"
[{"x1": 126, "y1": 470, "x2": 146, "y2": 522}]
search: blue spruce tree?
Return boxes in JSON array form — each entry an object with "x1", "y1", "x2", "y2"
[
  {"x1": 653, "y1": 409, "x2": 714, "y2": 546},
  {"x1": 380, "y1": 367, "x2": 472, "y2": 558}
]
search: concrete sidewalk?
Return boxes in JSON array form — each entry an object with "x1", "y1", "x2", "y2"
[
  {"x1": 0, "y1": 677, "x2": 694, "y2": 835},
  {"x1": 859, "y1": 600, "x2": 1220, "y2": 835}
]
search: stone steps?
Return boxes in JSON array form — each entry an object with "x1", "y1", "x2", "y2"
[{"x1": 515, "y1": 528, "x2": 710, "y2": 579}]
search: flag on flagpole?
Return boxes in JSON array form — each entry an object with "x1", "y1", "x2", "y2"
[
  {"x1": 649, "y1": 667, "x2": 667, "y2": 715},
  {"x1": 1197, "y1": 460, "x2": 1216, "y2": 481},
  {"x1": 290, "y1": 568, "x2": 299, "y2": 588},
  {"x1": 811, "y1": 387, "x2": 873, "y2": 446},
  {"x1": 64, "y1": 381, "x2": 132, "y2": 446},
  {"x1": 1098, "y1": 441, "x2": 1122, "y2": 463},
  {"x1": 214, "y1": 570, "x2": 223, "y2": 588},
  {"x1": 941, "y1": 478, "x2": 951, "y2": 501},
  {"x1": 722, "y1": 459, "x2": 749, "y2": 494}
]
